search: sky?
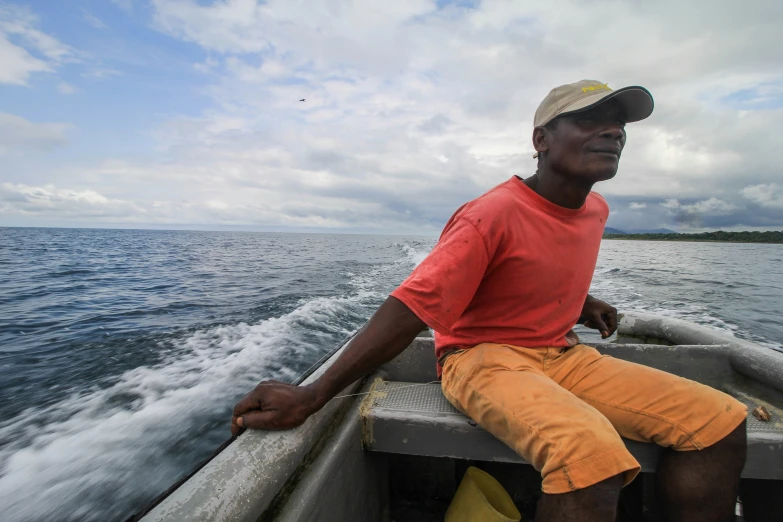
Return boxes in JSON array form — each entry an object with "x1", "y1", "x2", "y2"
[{"x1": 1, "y1": 0, "x2": 782, "y2": 234}]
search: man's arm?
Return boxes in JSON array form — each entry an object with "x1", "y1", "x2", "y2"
[
  {"x1": 231, "y1": 296, "x2": 426, "y2": 435},
  {"x1": 579, "y1": 294, "x2": 618, "y2": 339}
]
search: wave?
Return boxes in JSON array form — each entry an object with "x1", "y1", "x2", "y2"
[
  {"x1": 0, "y1": 239, "x2": 425, "y2": 522},
  {"x1": 0, "y1": 294, "x2": 365, "y2": 522},
  {"x1": 394, "y1": 242, "x2": 433, "y2": 268},
  {"x1": 590, "y1": 265, "x2": 782, "y2": 351}
]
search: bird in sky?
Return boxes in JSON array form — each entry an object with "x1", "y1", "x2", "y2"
[{"x1": 299, "y1": 98, "x2": 306, "y2": 102}]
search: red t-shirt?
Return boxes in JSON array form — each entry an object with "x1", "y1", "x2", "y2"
[{"x1": 391, "y1": 176, "x2": 608, "y2": 371}]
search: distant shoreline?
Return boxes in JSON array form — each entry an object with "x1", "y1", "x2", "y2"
[{"x1": 603, "y1": 231, "x2": 783, "y2": 244}]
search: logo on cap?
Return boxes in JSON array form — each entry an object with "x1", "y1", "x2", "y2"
[{"x1": 581, "y1": 83, "x2": 612, "y2": 93}]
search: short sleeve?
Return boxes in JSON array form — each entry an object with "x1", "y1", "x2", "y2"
[{"x1": 390, "y1": 217, "x2": 489, "y2": 334}]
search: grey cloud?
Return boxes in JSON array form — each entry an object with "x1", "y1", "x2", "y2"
[
  {"x1": 418, "y1": 114, "x2": 453, "y2": 134},
  {"x1": 741, "y1": 183, "x2": 783, "y2": 209},
  {"x1": 0, "y1": 113, "x2": 70, "y2": 154},
  {"x1": 605, "y1": 193, "x2": 783, "y2": 232}
]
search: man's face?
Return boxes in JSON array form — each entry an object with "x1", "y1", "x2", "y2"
[{"x1": 539, "y1": 99, "x2": 628, "y2": 183}]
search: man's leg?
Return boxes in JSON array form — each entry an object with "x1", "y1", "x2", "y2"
[
  {"x1": 656, "y1": 420, "x2": 746, "y2": 522},
  {"x1": 440, "y1": 344, "x2": 640, "y2": 521},
  {"x1": 547, "y1": 345, "x2": 748, "y2": 522},
  {"x1": 534, "y1": 473, "x2": 624, "y2": 522}
]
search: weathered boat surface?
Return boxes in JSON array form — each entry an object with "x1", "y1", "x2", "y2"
[{"x1": 137, "y1": 312, "x2": 783, "y2": 522}]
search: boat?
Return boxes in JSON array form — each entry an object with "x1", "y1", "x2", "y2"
[{"x1": 133, "y1": 312, "x2": 783, "y2": 522}]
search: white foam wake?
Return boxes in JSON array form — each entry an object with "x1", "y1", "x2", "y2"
[
  {"x1": 394, "y1": 242, "x2": 433, "y2": 268},
  {"x1": 0, "y1": 295, "x2": 362, "y2": 522}
]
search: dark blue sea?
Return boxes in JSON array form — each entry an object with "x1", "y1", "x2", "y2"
[{"x1": 1, "y1": 228, "x2": 781, "y2": 521}]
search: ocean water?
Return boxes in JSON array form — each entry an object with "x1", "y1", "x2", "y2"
[{"x1": 0, "y1": 228, "x2": 781, "y2": 521}]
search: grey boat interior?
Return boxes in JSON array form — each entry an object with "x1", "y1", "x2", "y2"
[{"x1": 139, "y1": 312, "x2": 783, "y2": 522}]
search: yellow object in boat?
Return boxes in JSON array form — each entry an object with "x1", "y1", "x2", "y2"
[{"x1": 445, "y1": 466, "x2": 522, "y2": 522}]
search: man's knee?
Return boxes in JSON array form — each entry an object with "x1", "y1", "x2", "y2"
[
  {"x1": 720, "y1": 419, "x2": 747, "y2": 446},
  {"x1": 576, "y1": 472, "x2": 625, "y2": 496},
  {"x1": 708, "y1": 419, "x2": 747, "y2": 464},
  {"x1": 539, "y1": 425, "x2": 639, "y2": 494},
  {"x1": 536, "y1": 473, "x2": 624, "y2": 522}
]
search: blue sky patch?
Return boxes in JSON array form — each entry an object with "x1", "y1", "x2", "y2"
[{"x1": 719, "y1": 80, "x2": 783, "y2": 110}]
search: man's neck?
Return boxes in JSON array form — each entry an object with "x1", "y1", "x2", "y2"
[{"x1": 522, "y1": 168, "x2": 594, "y2": 210}]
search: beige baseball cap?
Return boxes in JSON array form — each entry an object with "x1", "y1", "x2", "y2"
[{"x1": 532, "y1": 80, "x2": 654, "y2": 158}]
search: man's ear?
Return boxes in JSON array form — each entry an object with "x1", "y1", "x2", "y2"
[{"x1": 532, "y1": 126, "x2": 549, "y2": 156}]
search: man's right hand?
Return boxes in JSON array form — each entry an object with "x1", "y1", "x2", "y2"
[{"x1": 231, "y1": 380, "x2": 321, "y2": 436}]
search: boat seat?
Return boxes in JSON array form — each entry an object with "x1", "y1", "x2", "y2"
[{"x1": 362, "y1": 381, "x2": 783, "y2": 480}]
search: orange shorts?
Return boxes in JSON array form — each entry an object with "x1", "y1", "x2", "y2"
[{"x1": 441, "y1": 343, "x2": 747, "y2": 494}]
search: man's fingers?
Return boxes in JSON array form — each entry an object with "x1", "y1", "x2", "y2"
[
  {"x1": 590, "y1": 313, "x2": 609, "y2": 337},
  {"x1": 233, "y1": 390, "x2": 270, "y2": 419},
  {"x1": 605, "y1": 309, "x2": 618, "y2": 336},
  {"x1": 240, "y1": 410, "x2": 280, "y2": 431},
  {"x1": 233, "y1": 397, "x2": 256, "y2": 418},
  {"x1": 230, "y1": 418, "x2": 248, "y2": 437}
]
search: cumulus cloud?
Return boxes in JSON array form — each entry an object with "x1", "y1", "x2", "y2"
[
  {"x1": 141, "y1": 0, "x2": 783, "y2": 231},
  {"x1": 0, "y1": 113, "x2": 70, "y2": 154},
  {"x1": 741, "y1": 183, "x2": 783, "y2": 209},
  {"x1": 0, "y1": 183, "x2": 146, "y2": 221},
  {"x1": 0, "y1": 5, "x2": 74, "y2": 85},
  {"x1": 629, "y1": 202, "x2": 647, "y2": 210}
]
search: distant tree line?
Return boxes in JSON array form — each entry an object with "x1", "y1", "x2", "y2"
[{"x1": 603, "y1": 230, "x2": 783, "y2": 244}]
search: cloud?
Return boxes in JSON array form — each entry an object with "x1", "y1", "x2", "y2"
[
  {"x1": 741, "y1": 183, "x2": 783, "y2": 209},
  {"x1": 111, "y1": 0, "x2": 135, "y2": 12},
  {"x1": 603, "y1": 192, "x2": 783, "y2": 231},
  {"x1": 5, "y1": 1, "x2": 783, "y2": 231},
  {"x1": 0, "y1": 113, "x2": 70, "y2": 154},
  {"x1": 0, "y1": 33, "x2": 50, "y2": 85},
  {"x1": 418, "y1": 114, "x2": 454, "y2": 134},
  {"x1": 660, "y1": 197, "x2": 737, "y2": 226},
  {"x1": 0, "y1": 5, "x2": 74, "y2": 85},
  {"x1": 662, "y1": 198, "x2": 737, "y2": 214},
  {"x1": 653, "y1": 196, "x2": 780, "y2": 229},
  {"x1": 193, "y1": 56, "x2": 219, "y2": 74},
  {"x1": 0, "y1": 178, "x2": 443, "y2": 231},
  {"x1": 57, "y1": 82, "x2": 78, "y2": 94},
  {"x1": 81, "y1": 10, "x2": 107, "y2": 30},
  {"x1": 0, "y1": 183, "x2": 145, "y2": 220}
]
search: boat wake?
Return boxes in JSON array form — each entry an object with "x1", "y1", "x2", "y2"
[
  {"x1": 0, "y1": 288, "x2": 380, "y2": 521},
  {"x1": 0, "y1": 240, "x2": 436, "y2": 522}
]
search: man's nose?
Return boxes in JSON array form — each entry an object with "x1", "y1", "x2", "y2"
[{"x1": 599, "y1": 124, "x2": 626, "y2": 141}]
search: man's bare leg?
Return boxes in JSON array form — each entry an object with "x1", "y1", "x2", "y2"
[
  {"x1": 656, "y1": 420, "x2": 747, "y2": 522},
  {"x1": 535, "y1": 474, "x2": 624, "y2": 522}
]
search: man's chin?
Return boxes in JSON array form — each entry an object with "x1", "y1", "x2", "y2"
[
  {"x1": 571, "y1": 169, "x2": 618, "y2": 185},
  {"x1": 585, "y1": 166, "x2": 619, "y2": 183}
]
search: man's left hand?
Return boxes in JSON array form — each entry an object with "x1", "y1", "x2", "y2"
[{"x1": 579, "y1": 296, "x2": 617, "y2": 339}]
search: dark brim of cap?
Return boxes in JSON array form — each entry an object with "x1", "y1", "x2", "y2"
[{"x1": 564, "y1": 85, "x2": 654, "y2": 123}]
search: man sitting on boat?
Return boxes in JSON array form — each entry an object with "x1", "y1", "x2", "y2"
[{"x1": 232, "y1": 80, "x2": 748, "y2": 522}]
